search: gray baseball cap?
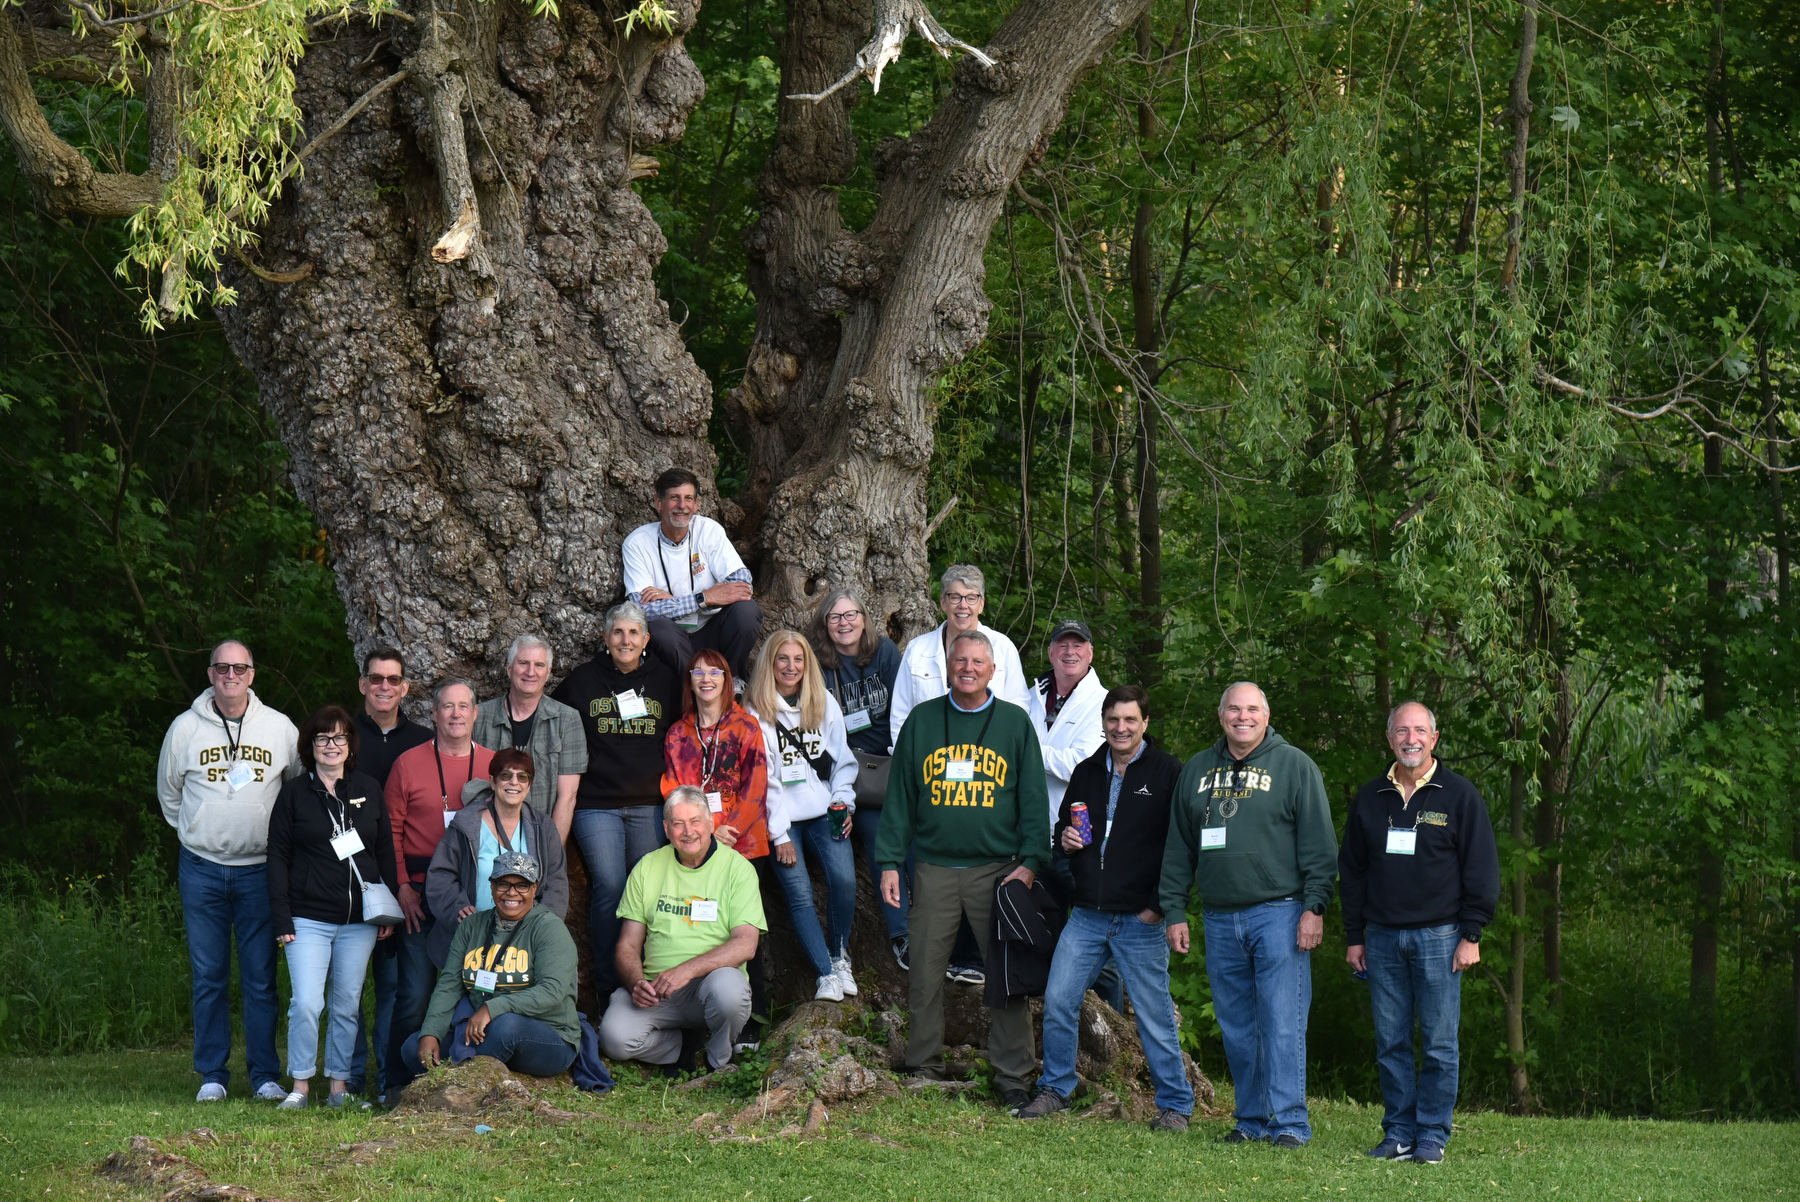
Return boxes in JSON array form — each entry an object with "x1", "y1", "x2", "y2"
[
  {"x1": 490, "y1": 851, "x2": 541, "y2": 884},
  {"x1": 1048, "y1": 619, "x2": 1093, "y2": 644}
]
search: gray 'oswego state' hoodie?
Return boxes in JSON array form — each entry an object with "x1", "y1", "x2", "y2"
[{"x1": 157, "y1": 687, "x2": 301, "y2": 866}]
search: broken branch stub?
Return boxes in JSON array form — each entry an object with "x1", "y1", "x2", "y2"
[
  {"x1": 407, "y1": 14, "x2": 483, "y2": 265},
  {"x1": 789, "y1": 0, "x2": 994, "y2": 102}
]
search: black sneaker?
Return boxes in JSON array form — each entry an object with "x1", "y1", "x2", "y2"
[
  {"x1": 891, "y1": 935, "x2": 910, "y2": 972},
  {"x1": 998, "y1": 1087, "x2": 1033, "y2": 1112},
  {"x1": 1149, "y1": 1109, "x2": 1190, "y2": 1133},
  {"x1": 947, "y1": 964, "x2": 986, "y2": 986},
  {"x1": 1367, "y1": 1137, "x2": 1413, "y2": 1159},
  {"x1": 1412, "y1": 1143, "x2": 1445, "y2": 1164},
  {"x1": 1014, "y1": 1091, "x2": 1069, "y2": 1119},
  {"x1": 1272, "y1": 1134, "x2": 1306, "y2": 1149},
  {"x1": 1220, "y1": 1128, "x2": 1258, "y2": 1144}
]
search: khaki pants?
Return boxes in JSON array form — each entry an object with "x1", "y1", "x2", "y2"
[
  {"x1": 905, "y1": 860, "x2": 1036, "y2": 1094},
  {"x1": 598, "y1": 967, "x2": 752, "y2": 1072}
]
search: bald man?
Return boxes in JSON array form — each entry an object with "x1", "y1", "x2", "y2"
[{"x1": 1160, "y1": 682, "x2": 1336, "y2": 1147}]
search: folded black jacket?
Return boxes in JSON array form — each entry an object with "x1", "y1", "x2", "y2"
[
  {"x1": 1339, "y1": 761, "x2": 1500, "y2": 944},
  {"x1": 266, "y1": 770, "x2": 397, "y2": 937},
  {"x1": 984, "y1": 876, "x2": 1063, "y2": 1007},
  {"x1": 1055, "y1": 739, "x2": 1183, "y2": 913}
]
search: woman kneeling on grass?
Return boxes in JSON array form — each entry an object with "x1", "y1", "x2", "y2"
[
  {"x1": 267, "y1": 704, "x2": 398, "y2": 1110},
  {"x1": 404, "y1": 851, "x2": 581, "y2": 1078}
]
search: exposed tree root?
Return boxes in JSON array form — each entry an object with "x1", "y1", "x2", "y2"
[{"x1": 97, "y1": 1134, "x2": 284, "y2": 1201}]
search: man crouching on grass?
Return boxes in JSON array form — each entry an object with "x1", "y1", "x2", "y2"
[{"x1": 600, "y1": 786, "x2": 766, "y2": 1073}]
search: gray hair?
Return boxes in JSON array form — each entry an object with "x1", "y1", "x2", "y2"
[
  {"x1": 1387, "y1": 700, "x2": 1438, "y2": 734},
  {"x1": 209, "y1": 638, "x2": 253, "y2": 666},
  {"x1": 506, "y1": 633, "x2": 554, "y2": 671},
  {"x1": 949, "y1": 628, "x2": 994, "y2": 657},
  {"x1": 1217, "y1": 681, "x2": 1269, "y2": 713},
  {"x1": 433, "y1": 676, "x2": 478, "y2": 707},
  {"x1": 663, "y1": 785, "x2": 712, "y2": 822},
  {"x1": 940, "y1": 564, "x2": 985, "y2": 596},
  {"x1": 604, "y1": 600, "x2": 649, "y2": 635}
]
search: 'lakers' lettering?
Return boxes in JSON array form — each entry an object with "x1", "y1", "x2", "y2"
[{"x1": 1197, "y1": 767, "x2": 1274, "y2": 796}]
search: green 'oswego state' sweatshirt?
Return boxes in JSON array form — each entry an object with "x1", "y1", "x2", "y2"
[
  {"x1": 1159, "y1": 729, "x2": 1338, "y2": 924},
  {"x1": 875, "y1": 694, "x2": 1052, "y2": 874}
]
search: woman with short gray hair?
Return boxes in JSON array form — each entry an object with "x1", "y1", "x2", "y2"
[{"x1": 550, "y1": 600, "x2": 683, "y2": 1016}]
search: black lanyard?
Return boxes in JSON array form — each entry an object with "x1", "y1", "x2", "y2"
[
  {"x1": 475, "y1": 912, "x2": 527, "y2": 990},
  {"x1": 694, "y1": 713, "x2": 725, "y2": 788},
  {"x1": 434, "y1": 741, "x2": 475, "y2": 811},
  {"x1": 212, "y1": 701, "x2": 244, "y2": 762},
  {"x1": 942, "y1": 694, "x2": 998, "y2": 762},
  {"x1": 659, "y1": 532, "x2": 695, "y2": 598},
  {"x1": 1203, "y1": 752, "x2": 1250, "y2": 826}
]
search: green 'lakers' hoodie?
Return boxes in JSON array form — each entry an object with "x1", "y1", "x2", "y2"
[
  {"x1": 874, "y1": 693, "x2": 1051, "y2": 874},
  {"x1": 1159, "y1": 729, "x2": 1337, "y2": 924}
]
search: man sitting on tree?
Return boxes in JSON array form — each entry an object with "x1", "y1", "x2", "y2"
[{"x1": 624, "y1": 468, "x2": 762, "y2": 681}]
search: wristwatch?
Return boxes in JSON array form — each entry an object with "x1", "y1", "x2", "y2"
[{"x1": 1307, "y1": 902, "x2": 1326, "y2": 917}]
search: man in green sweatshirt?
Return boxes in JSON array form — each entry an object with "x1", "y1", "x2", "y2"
[
  {"x1": 1160, "y1": 682, "x2": 1337, "y2": 1147},
  {"x1": 875, "y1": 629, "x2": 1051, "y2": 1110}
]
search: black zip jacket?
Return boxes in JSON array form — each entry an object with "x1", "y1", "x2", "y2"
[
  {"x1": 353, "y1": 710, "x2": 432, "y2": 788},
  {"x1": 551, "y1": 654, "x2": 682, "y2": 809},
  {"x1": 984, "y1": 876, "x2": 1063, "y2": 1006},
  {"x1": 1339, "y1": 761, "x2": 1501, "y2": 945},
  {"x1": 266, "y1": 770, "x2": 398, "y2": 937},
  {"x1": 1054, "y1": 739, "x2": 1183, "y2": 914}
]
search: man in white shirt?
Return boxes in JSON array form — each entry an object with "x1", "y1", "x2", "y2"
[
  {"x1": 888, "y1": 564, "x2": 1029, "y2": 745},
  {"x1": 623, "y1": 468, "x2": 762, "y2": 680}
]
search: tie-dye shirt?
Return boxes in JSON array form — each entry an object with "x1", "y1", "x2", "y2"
[{"x1": 661, "y1": 703, "x2": 771, "y2": 860}]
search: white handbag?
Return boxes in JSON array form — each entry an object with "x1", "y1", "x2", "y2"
[{"x1": 351, "y1": 857, "x2": 405, "y2": 926}]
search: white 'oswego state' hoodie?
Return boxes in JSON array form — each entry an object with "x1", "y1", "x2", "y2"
[{"x1": 157, "y1": 687, "x2": 301, "y2": 866}]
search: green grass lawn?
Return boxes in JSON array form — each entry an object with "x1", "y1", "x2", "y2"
[{"x1": 3, "y1": 1048, "x2": 1795, "y2": 1201}]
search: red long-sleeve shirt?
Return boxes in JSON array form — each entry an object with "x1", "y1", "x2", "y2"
[{"x1": 386, "y1": 740, "x2": 495, "y2": 887}]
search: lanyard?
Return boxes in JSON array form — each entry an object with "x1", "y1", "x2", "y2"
[
  {"x1": 942, "y1": 694, "x2": 997, "y2": 763},
  {"x1": 312, "y1": 773, "x2": 351, "y2": 837},
  {"x1": 1202, "y1": 753, "x2": 1249, "y2": 826},
  {"x1": 506, "y1": 696, "x2": 535, "y2": 747},
  {"x1": 475, "y1": 912, "x2": 527, "y2": 987},
  {"x1": 434, "y1": 741, "x2": 475, "y2": 811},
  {"x1": 212, "y1": 701, "x2": 244, "y2": 762},
  {"x1": 694, "y1": 713, "x2": 725, "y2": 789},
  {"x1": 659, "y1": 532, "x2": 695, "y2": 599}
]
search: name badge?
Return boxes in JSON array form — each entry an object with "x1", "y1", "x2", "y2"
[
  {"x1": 705, "y1": 791, "x2": 723, "y2": 812},
  {"x1": 443, "y1": 809, "x2": 457, "y2": 829},
  {"x1": 689, "y1": 898, "x2": 719, "y2": 923},
  {"x1": 225, "y1": 762, "x2": 255, "y2": 791},
  {"x1": 946, "y1": 759, "x2": 975, "y2": 782},
  {"x1": 616, "y1": 690, "x2": 648, "y2": 720},
  {"x1": 1200, "y1": 827, "x2": 1227, "y2": 850},
  {"x1": 330, "y1": 829, "x2": 365, "y2": 860},
  {"x1": 473, "y1": 969, "x2": 498, "y2": 992},
  {"x1": 779, "y1": 756, "x2": 808, "y2": 784},
  {"x1": 1386, "y1": 829, "x2": 1418, "y2": 855},
  {"x1": 844, "y1": 708, "x2": 872, "y2": 733}
]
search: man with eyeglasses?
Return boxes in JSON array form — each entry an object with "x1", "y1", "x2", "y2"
[
  {"x1": 157, "y1": 639, "x2": 302, "y2": 1103},
  {"x1": 624, "y1": 467, "x2": 762, "y2": 680},
  {"x1": 346, "y1": 646, "x2": 431, "y2": 1101}
]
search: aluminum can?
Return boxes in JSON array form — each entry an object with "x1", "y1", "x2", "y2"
[
  {"x1": 828, "y1": 801, "x2": 850, "y2": 840},
  {"x1": 1070, "y1": 802, "x2": 1093, "y2": 846}
]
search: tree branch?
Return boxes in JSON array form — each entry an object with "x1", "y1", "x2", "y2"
[
  {"x1": 405, "y1": 12, "x2": 482, "y2": 265},
  {"x1": 788, "y1": 0, "x2": 993, "y2": 101}
]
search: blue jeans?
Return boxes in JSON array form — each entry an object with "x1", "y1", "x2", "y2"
[
  {"x1": 178, "y1": 848, "x2": 280, "y2": 1090},
  {"x1": 283, "y1": 917, "x2": 378, "y2": 1080},
  {"x1": 1366, "y1": 922, "x2": 1464, "y2": 1148},
  {"x1": 856, "y1": 807, "x2": 911, "y2": 940},
  {"x1": 385, "y1": 917, "x2": 439, "y2": 1094},
  {"x1": 347, "y1": 944, "x2": 397, "y2": 1094},
  {"x1": 1204, "y1": 898, "x2": 1312, "y2": 1142},
  {"x1": 571, "y1": 805, "x2": 668, "y2": 999},
  {"x1": 772, "y1": 815, "x2": 858, "y2": 977},
  {"x1": 1040, "y1": 907, "x2": 1194, "y2": 1114},
  {"x1": 402, "y1": 1010, "x2": 577, "y2": 1078},
  {"x1": 1043, "y1": 855, "x2": 1125, "y2": 1012}
]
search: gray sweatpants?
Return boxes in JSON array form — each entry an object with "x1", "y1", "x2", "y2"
[
  {"x1": 598, "y1": 967, "x2": 752, "y2": 1071},
  {"x1": 905, "y1": 860, "x2": 1037, "y2": 1094}
]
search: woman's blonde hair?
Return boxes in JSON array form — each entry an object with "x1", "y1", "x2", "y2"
[{"x1": 746, "y1": 630, "x2": 827, "y2": 731}]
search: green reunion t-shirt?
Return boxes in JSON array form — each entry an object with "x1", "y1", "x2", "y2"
[{"x1": 617, "y1": 840, "x2": 767, "y2": 976}]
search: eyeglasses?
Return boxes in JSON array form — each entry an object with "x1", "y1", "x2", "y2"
[
  {"x1": 494, "y1": 769, "x2": 532, "y2": 782},
  {"x1": 492, "y1": 880, "x2": 534, "y2": 896},
  {"x1": 364, "y1": 673, "x2": 405, "y2": 686},
  {"x1": 312, "y1": 733, "x2": 350, "y2": 747},
  {"x1": 943, "y1": 592, "x2": 983, "y2": 605},
  {"x1": 690, "y1": 668, "x2": 725, "y2": 679},
  {"x1": 211, "y1": 662, "x2": 253, "y2": 676},
  {"x1": 827, "y1": 610, "x2": 864, "y2": 624}
]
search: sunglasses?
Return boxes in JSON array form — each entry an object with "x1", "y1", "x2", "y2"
[
  {"x1": 364, "y1": 673, "x2": 405, "y2": 686},
  {"x1": 492, "y1": 880, "x2": 534, "y2": 896},
  {"x1": 211, "y1": 662, "x2": 253, "y2": 676},
  {"x1": 494, "y1": 769, "x2": 533, "y2": 782}
]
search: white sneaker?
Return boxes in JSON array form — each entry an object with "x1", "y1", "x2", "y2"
[
  {"x1": 276, "y1": 1090, "x2": 308, "y2": 1111},
  {"x1": 832, "y1": 955, "x2": 859, "y2": 996},
  {"x1": 195, "y1": 1083, "x2": 227, "y2": 1103},
  {"x1": 253, "y1": 1081, "x2": 289, "y2": 1102},
  {"x1": 814, "y1": 973, "x2": 845, "y2": 1002}
]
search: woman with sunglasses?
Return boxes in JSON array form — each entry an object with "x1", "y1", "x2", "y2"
[
  {"x1": 425, "y1": 748, "x2": 569, "y2": 977},
  {"x1": 266, "y1": 704, "x2": 397, "y2": 1109},
  {"x1": 662, "y1": 648, "x2": 770, "y2": 1044}
]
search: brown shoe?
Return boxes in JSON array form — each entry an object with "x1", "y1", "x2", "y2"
[{"x1": 1150, "y1": 1108, "x2": 1190, "y2": 1133}]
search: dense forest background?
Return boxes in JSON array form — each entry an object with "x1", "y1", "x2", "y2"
[{"x1": 4, "y1": 0, "x2": 1798, "y2": 1117}]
